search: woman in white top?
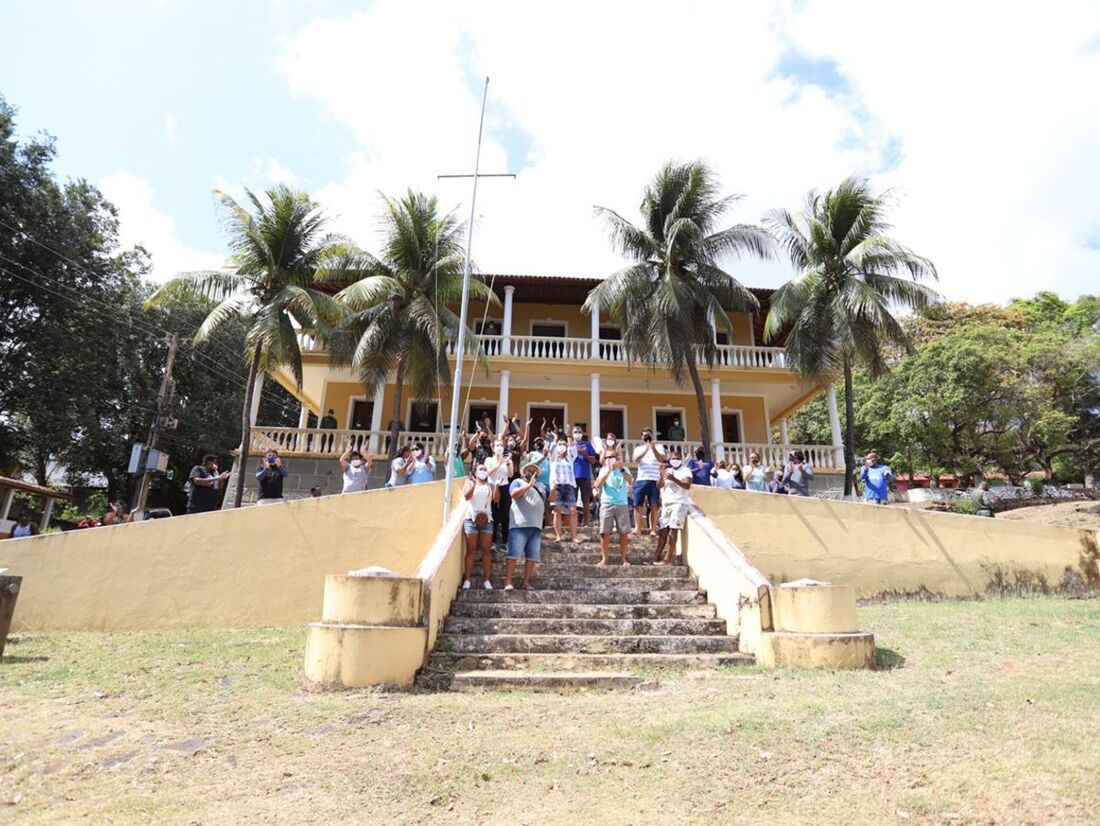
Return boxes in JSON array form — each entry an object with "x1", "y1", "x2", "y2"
[
  {"x1": 712, "y1": 460, "x2": 735, "y2": 490},
  {"x1": 462, "y1": 463, "x2": 499, "y2": 590},
  {"x1": 631, "y1": 427, "x2": 666, "y2": 536},
  {"x1": 486, "y1": 439, "x2": 513, "y2": 549},
  {"x1": 745, "y1": 452, "x2": 768, "y2": 492},
  {"x1": 549, "y1": 442, "x2": 579, "y2": 543}
]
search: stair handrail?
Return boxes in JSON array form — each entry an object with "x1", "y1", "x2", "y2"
[{"x1": 414, "y1": 504, "x2": 468, "y2": 657}]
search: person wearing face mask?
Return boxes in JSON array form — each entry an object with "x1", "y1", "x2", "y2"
[
  {"x1": 339, "y1": 444, "x2": 373, "y2": 494},
  {"x1": 187, "y1": 453, "x2": 231, "y2": 514},
  {"x1": 727, "y1": 462, "x2": 746, "y2": 490},
  {"x1": 687, "y1": 446, "x2": 714, "y2": 486},
  {"x1": 592, "y1": 455, "x2": 635, "y2": 566},
  {"x1": 745, "y1": 452, "x2": 768, "y2": 492},
  {"x1": 462, "y1": 463, "x2": 499, "y2": 590},
  {"x1": 656, "y1": 451, "x2": 693, "y2": 564},
  {"x1": 505, "y1": 460, "x2": 549, "y2": 590},
  {"x1": 712, "y1": 460, "x2": 734, "y2": 490},
  {"x1": 631, "y1": 427, "x2": 666, "y2": 536},
  {"x1": 256, "y1": 450, "x2": 288, "y2": 505},
  {"x1": 549, "y1": 441, "x2": 579, "y2": 543},
  {"x1": 599, "y1": 432, "x2": 622, "y2": 466},
  {"x1": 571, "y1": 426, "x2": 598, "y2": 530},
  {"x1": 408, "y1": 443, "x2": 437, "y2": 484},
  {"x1": 386, "y1": 445, "x2": 416, "y2": 488},
  {"x1": 487, "y1": 439, "x2": 514, "y2": 549},
  {"x1": 783, "y1": 449, "x2": 814, "y2": 497}
]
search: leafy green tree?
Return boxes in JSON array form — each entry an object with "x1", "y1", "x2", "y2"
[
  {"x1": 764, "y1": 176, "x2": 937, "y2": 494},
  {"x1": 147, "y1": 186, "x2": 346, "y2": 507},
  {"x1": 326, "y1": 190, "x2": 492, "y2": 458},
  {"x1": 586, "y1": 161, "x2": 771, "y2": 456}
]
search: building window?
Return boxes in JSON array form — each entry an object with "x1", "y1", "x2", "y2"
[
  {"x1": 721, "y1": 412, "x2": 743, "y2": 443},
  {"x1": 531, "y1": 322, "x2": 566, "y2": 338},
  {"x1": 468, "y1": 405, "x2": 497, "y2": 434},
  {"x1": 715, "y1": 332, "x2": 730, "y2": 346},
  {"x1": 409, "y1": 401, "x2": 438, "y2": 433},
  {"x1": 599, "y1": 325, "x2": 621, "y2": 341}
]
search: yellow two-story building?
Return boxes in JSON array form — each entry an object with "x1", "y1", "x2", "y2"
[{"x1": 253, "y1": 274, "x2": 845, "y2": 471}]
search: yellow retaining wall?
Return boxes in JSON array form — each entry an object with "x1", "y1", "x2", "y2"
[
  {"x1": 690, "y1": 487, "x2": 1099, "y2": 598},
  {"x1": 0, "y1": 482, "x2": 450, "y2": 631}
]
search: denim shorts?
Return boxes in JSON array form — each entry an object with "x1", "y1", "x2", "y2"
[
  {"x1": 463, "y1": 516, "x2": 494, "y2": 535},
  {"x1": 554, "y1": 484, "x2": 577, "y2": 513},
  {"x1": 632, "y1": 479, "x2": 659, "y2": 508},
  {"x1": 507, "y1": 526, "x2": 542, "y2": 561}
]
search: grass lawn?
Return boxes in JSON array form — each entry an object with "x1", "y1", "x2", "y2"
[{"x1": 2, "y1": 598, "x2": 1098, "y2": 824}]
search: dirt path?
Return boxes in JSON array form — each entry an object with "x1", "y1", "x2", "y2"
[{"x1": 996, "y1": 500, "x2": 1100, "y2": 530}]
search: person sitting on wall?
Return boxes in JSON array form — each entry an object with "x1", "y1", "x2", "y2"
[
  {"x1": 462, "y1": 461, "x2": 498, "y2": 590},
  {"x1": 386, "y1": 445, "x2": 415, "y2": 488},
  {"x1": 631, "y1": 427, "x2": 665, "y2": 536},
  {"x1": 656, "y1": 450, "x2": 692, "y2": 565},
  {"x1": 409, "y1": 443, "x2": 436, "y2": 484},
  {"x1": 860, "y1": 452, "x2": 894, "y2": 505},
  {"x1": 340, "y1": 443, "x2": 372, "y2": 493},
  {"x1": 768, "y1": 469, "x2": 789, "y2": 495},
  {"x1": 505, "y1": 460, "x2": 549, "y2": 590},
  {"x1": 687, "y1": 445, "x2": 714, "y2": 486},
  {"x1": 187, "y1": 453, "x2": 231, "y2": 514},
  {"x1": 256, "y1": 450, "x2": 288, "y2": 505},
  {"x1": 593, "y1": 454, "x2": 634, "y2": 566}
]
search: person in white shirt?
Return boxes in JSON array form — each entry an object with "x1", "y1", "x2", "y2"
[
  {"x1": 462, "y1": 463, "x2": 499, "y2": 590},
  {"x1": 657, "y1": 450, "x2": 693, "y2": 565},
  {"x1": 486, "y1": 438, "x2": 514, "y2": 549},
  {"x1": 339, "y1": 444, "x2": 373, "y2": 493},
  {"x1": 386, "y1": 445, "x2": 416, "y2": 487},
  {"x1": 549, "y1": 442, "x2": 579, "y2": 543},
  {"x1": 631, "y1": 427, "x2": 666, "y2": 536},
  {"x1": 712, "y1": 460, "x2": 735, "y2": 490}
]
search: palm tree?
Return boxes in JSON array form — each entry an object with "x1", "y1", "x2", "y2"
[
  {"x1": 585, "y1": 161, "x2": 772, "y2": 457},
  {"x1": 763, "y1": 176, "x2": 938, "y2": 496},
  {"x1": 147, "y1": 185, "x2": 347, "y2": 507},
  {"x1": 326, "y1": 190, "x2": 494, "y2": 458}
]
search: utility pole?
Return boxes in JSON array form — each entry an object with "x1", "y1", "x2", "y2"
[{"x1": 132, "y1": 333, "x2": 179, "y2": 519}]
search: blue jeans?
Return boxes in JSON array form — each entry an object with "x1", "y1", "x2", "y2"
[{"x1": 507, "y1": 527, "x2": 542, "y2": 561}]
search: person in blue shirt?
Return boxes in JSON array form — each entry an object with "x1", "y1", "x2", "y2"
[
  {"x1": 686, "y1": 446, "x2": 714, "y2": 486},
  {"x1": 256, "y1": 451, "x2": 288, "y2": 505},
  {"x1": 408, "y1": 443, "x2": 437, "y2": 484},
  {"x1": 570, "y1": 426, "x2": 598, "y2": 530},
  {"x1": 860, "y1": 452, "x2": 894, "y2": 504}
]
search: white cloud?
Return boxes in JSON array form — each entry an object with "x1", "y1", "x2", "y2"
[
  {"x1": 98, "y1": 172, "x2": 224, "y2": 280},
  {"x1": 274, "y1": 0, "x2": 1100, "y2": 303},
  {"x1": 162, "y1": 112, "x2": 177, "y2": 144}
]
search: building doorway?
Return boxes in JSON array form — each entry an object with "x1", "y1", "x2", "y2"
[
  {"x1": 654, "y1": 409, "x2": 687, "y2": 443},
  {"x1": 721, "y1": 412, "x2": 743, "y2": 443},
  {"x1": 350, "y1": 400, "x2": 373, "y2": 431},
  {"x1": 528, "y1": 404, "x2": 566, "y2": 449},
  {"x1": 409, "y1": 401, "x2": 438, "y2": 433},
  {"x1": 599, "y1": 407, "x2": 625, "y2": 439}
]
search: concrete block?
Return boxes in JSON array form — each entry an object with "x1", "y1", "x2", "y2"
[
  {"x1": 321, "y1": 575, "x2": 423, "y2": 626},
  {"x1": 757, "y1": 630, "x2": 875, "y2": 669},
  {"x1": 772, "y1": 585, "x2": 859, "y2": 634},
  {"x1": 303, "y1": 622, "x2": 427, "y2": 688}
]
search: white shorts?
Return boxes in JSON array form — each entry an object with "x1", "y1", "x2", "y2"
[{"x1": 660, "y1": 503, "x2": 687, "y2": 530}]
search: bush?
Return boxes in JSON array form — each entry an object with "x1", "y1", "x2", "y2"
[
  {"x1": 1028, "y1": 476, "x2": 1046, "y2": 496},
  {"x1": 950, "y1": 497, "x2": 978, "y2": 515}
]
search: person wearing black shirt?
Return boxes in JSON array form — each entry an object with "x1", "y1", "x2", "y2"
[
  {"x1": 187, "y1": 454, "x2": 230, "y2": 514},
  {"x1": 256, "y1": 451, "x2": 288, "y2": 504}
]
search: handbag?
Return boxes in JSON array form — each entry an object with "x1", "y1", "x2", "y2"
[{"x1": 474, "y1": 511, "x2": 489, "y2": 529}]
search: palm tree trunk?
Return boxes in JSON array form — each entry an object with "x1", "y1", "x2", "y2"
[
  {"x1": 842, "y1": 353, "x2": 856, "y2": 498},
  {"x1": 233, "y1": 344, "x2": 264, "y2": 508},
  {"x1": 686, "y1": 352, "x2": 712, "y2": 460},
  {"x1": 388, "y1": 358, "x2": 406, "y2": 460}
]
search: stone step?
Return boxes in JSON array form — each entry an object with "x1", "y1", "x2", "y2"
[
  {"x1": 535, "y1": 552, "x2": 678, "y2": 565},
  {"x1": 434, "y1": 633, "x2": 739, "y2": 655},
  {"x1": 463, "y1": 576, "x2": 697, "y2": 592},
  {"x1": 449, "y1": 601, "x2": 717, "y2": 620},
  {"x1": 455, "y1": 588, "x2": 708, "y2": 605},
  {"x1": 484, "y1": 563, "x2": 690, "y2": 579},
  {"x1": 443, "y1": 616, "x2": 729, "y2": 636},
  {"x1": 450, "y1": 670, "x2": 645, "y2": 692},
  {"x1": 427, "y1": 651, "x2": 754, "y2": 671}
]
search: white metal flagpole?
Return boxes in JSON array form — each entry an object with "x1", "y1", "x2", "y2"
[{"x1": 442, "y1": 77, "x2": 490, "y2": 523}]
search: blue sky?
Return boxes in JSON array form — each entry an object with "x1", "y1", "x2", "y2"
[{"x1": 3, "y1": 1, "x2": 1100, "y2": 302}]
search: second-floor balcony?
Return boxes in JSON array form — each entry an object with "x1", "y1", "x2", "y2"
[{"x1": 299, "y1": 332, "x2": 788, "y2": 370}]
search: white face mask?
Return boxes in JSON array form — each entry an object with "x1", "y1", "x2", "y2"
[
  {"x1": 669, "y1": 459, "x2": 683, "y2": 468},
  {"x1": 605, "y1": 438, "x2": 615, "y2": 447},
  {"x1": 556, "y1": 446, "x2": 567, "y2": 456},
  {"x1": 350, "y1": 459, "x2": 363, "y2": 468},
  {"x1": 573, "y1": 432, "x2": 582, "y2": 440},
  {"x1": 413, "y1": 449, "x2": 423, "y2": 458},
  {"x1": 476, "y1": 469, "x2": 489, "y2": 480},
  {"x1": 494, "y1": 445, "x2": 504, "y2": 456}
]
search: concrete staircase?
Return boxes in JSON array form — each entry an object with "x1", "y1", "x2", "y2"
[{"x1": 422, "y1": 528, "x2": 753, "y2": 691}]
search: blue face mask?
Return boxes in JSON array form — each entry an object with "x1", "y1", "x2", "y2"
[{"x1": 266, "y1": 454, "x2": 277, "y2": 464}]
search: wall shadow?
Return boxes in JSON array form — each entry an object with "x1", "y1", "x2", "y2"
[{"x1": 874, "y1": 648, "x2": 906, "y2": 671}]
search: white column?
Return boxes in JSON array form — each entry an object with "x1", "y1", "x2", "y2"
[
  {"x1": 0, "y1": 487, "x2": 14, "y2": 523},
  {"x1": 298, "y1": 403, "x2": 310, "y2": 429},
  {"x1": 501, "y1": 285, "x2": 515, "y2": 356},
  {"x1": 779, "y1": 417, "x2": 789, "y2": 445},
  {"x1": 249, "y1": 373, "x2": 264, "y2": 426},
  {"x1": 710, "y1": 377, "x2": 724, "y2": 459},
  {"x1": 826, "y1": 383, "x2": 843, "y2": 467},
  {"x1": 499, "y1": 370, "x2": 511, "y2": 429},
  {"x1": 369, "y1": 382, "x2": 385, "y2": 454},
  {"x1": 589, "y1": 372, "x2": 601, "y2": 437},
  {"x1": 41, "y1": 497, "x2": 55, "y2": 531},
  {"x1": 589, "y1": 297, "x2": 600, "y2": 359}
]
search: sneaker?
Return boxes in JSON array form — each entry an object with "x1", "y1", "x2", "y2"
[
  {"x1": 462, "y1": 579, "x2": 471, "y2": 590},
  {"x1": 483, "y1": 579, "x2": 493, "y2": 590},
  {"x1": 504, "y1": 583, "x2": 514, "y2": 591}
]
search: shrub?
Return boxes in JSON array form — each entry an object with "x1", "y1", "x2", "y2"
[
  {"x1": 950, "y1": 496, "x2": 978, "y2": 515},
  {"x1": 1028, "y1": 476, "x2": 1046, "y2": 496}
]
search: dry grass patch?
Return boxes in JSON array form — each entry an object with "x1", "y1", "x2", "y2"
[{"x1": 1, "y1": 598, "x2": 1098, "y2": 824}]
